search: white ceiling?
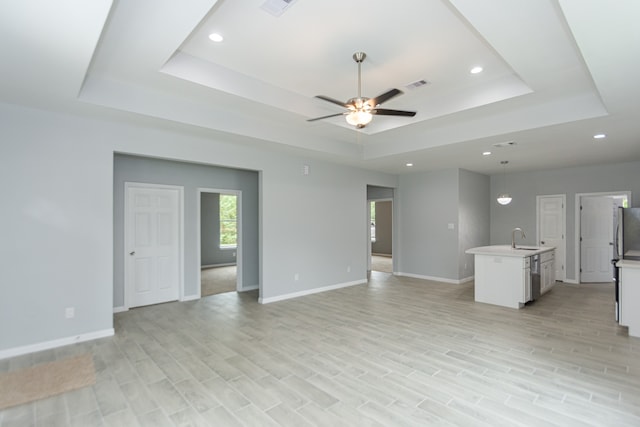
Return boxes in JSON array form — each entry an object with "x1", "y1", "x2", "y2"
[{"x1": 1, "y1": 0, "x2": 639, "y2": 175}]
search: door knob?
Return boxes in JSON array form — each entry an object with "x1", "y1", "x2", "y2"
[{"x1": 129, "y1": 251, "x2": 135, "y2": 255}]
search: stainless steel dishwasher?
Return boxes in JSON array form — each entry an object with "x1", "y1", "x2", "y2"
[{"x1": 531, "y1": 254, "x2": 541, "y2": 301}]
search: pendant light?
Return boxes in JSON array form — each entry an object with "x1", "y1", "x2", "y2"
[{"x1": 497, "y1": 160, "x2": 512, "y2": 205}]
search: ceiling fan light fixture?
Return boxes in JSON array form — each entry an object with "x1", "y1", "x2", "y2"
[
  {"x1": 307, "y1": 52, "x2": 416, "y2": 127},
  {"x1": 346, "y1": 110, "x2": 373, "y2": 127}
]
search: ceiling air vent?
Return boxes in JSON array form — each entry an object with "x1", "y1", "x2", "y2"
[
  {"x1": 261, "y1": 0, "x2": 298, "y2": 17},
  {"x1": 405, "y1": 79, "x2": 430, "y2": 90},
  {"x1": 492, "y1": 141, "x2": 517, "y2": 148}
]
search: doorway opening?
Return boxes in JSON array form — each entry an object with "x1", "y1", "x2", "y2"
[
  {"x1": 198, "y1": 189, "x2": 242, "y2": 296},
  {"x1": 369, "y1": 199, "x2": 393, "y2": 274},
  {"x1": 576, "y1": 191, "x2": 630, "y2": 283}
]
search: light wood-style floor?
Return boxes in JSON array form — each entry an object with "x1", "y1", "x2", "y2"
[
  {"x1": 1, "y1": 273, "x2": 640, "y2": 426},
  {"x1": 371, "y1": 255, "x2": 392, "y2": 273}
]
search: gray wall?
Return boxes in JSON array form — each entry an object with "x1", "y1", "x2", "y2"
[
  {"x1": 260, "y1": 161, "x2": 392, "y2": 299},
  {"x1": 113, "y1": 154, "x2": 258, "y2": 306},
  {"x1": 0, "y1": 101, "x2": 399, "y2": 352},
  {"x1": 397, "y1": 169, "x2": 461, "y2": 280},
  {"x1": 1, "y1": 105, "x2": 114, "y2": 351},
  {"x1": 201, "y1": 192, "x2": 236, "y2": 266},
  {"x1": 372, "y1": 201, "x2": 392, "y2": 255},
  {"x1": 367, "y1": 185, "x2": 394, "y2": 200},
  {"x1": 458, "y1": 169, "x2": 490, "y2": 279},
  {"x1": 9, "y1": 95, "x2": 638, "y2": 355},
  {"x1": 490, "y1": 161, "x2": 640, "y2": 281}
]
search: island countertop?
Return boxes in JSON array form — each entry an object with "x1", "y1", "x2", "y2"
[
  {"x1": 617, "y1": 259, "x2": 640, "y2": 269},
  {"x1": 466, "y1": 245, "x2": 555, "y2": 258}
]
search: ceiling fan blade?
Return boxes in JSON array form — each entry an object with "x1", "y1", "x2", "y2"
[
  {"x1": 368, "y1": 88, "x2": 403, "y2": 107},
  {"x1": 314, "y1": 95, "x2": 350, "y2": 108},
  {"x1": 372, "y1": 108, "x2": 416, "y2": 117},
  {"x1": 307, "y1": 112, "x2": 346, "y2": 122}
]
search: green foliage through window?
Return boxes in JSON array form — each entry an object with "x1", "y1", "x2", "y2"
[
  {"x1": 370, "y1": 201, "x2": 376, "y2": 242},
  {"x1": 220, "y1": 194, "x2": 237, "y2": 248}
]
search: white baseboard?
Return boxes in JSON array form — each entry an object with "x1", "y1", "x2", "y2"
[
  {"x1": 113, "y1": 306, "x2": 128, "y2": 313},
  {"x1": 182, "y1": 295, "x2": 200, "y2": 302},
  {"x1": 240, "y1": 285, "x2": 259, "y2": 292},
  {"x1": 562, "y1": 279, "x2": 579, "y2": 284},
  {"x1": 0, "y1": 328, "x2": 115, "y2": 360},
  {"x1": 396, "y1": 272, "x2": 472, "y2": 285},
  {"x1": 259, "y1": 279, "x2": 367, "y2": 304}
]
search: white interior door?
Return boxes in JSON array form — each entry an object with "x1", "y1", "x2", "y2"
[
  {"x1": 537, "y1": 195, "x2": 566, "y2": 281},
  {"x1": 580, "y1": 196, "x2": 614, "y2": 283},
  {"x1": 126, "y1": 184, "x2": 182, "y2": 308}
]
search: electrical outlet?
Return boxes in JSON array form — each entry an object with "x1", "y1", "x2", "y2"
[
  {"x1": 65, "y1": 307, "x2": 75, "y2": 319},
  {"x1": 347, "y1": 265, "x2": 351, "y2": 273},
  {"x1": 294, "y1": 273, "x2": 299, "y2": 281}
]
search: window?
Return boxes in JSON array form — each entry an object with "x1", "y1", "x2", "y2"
[
  {"x1": 370, "y1": 201, "x2": 376, "y2": 242},
  {"x1": 219, "y1": 194, "x2": 237, "y2": 248}
]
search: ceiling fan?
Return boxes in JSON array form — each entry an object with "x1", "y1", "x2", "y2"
[{"x1": 307, "y1": 52, "x2": 416, "y2": 129}]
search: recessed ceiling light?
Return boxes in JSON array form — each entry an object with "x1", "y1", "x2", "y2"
[
  {"x1": 593, "y1": 133, "x2": 606, "y2": 139},
  {"x1": 470, "y1": 66, "x2": 483, "y2": 74},
  {"x1": 208, "y1": 33, "x2": 224, "y2": 42},
  {"x1": 406, "y1": 163, "x2": 414, "y2": 167},
  {"x1": 482, "y1": 151, "x2": 492, "y2": 156}
]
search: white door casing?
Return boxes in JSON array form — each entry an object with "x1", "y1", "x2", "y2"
[
  {"x1": 580, "y1": 196, "x2": 614, "y2": 283},
  {"x1": 537, "y1": 195, "x2": 566, "y2": 282},
  {"x1": 367, "y1": 200, "x2": 372, "y2": 273},
  {"x1": 125, "y1": 183, "x2": 183, "y2": 308}
]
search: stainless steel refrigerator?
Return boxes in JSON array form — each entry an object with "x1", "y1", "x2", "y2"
[
  {"x1": 613, "y1": 207, "x2": 640, "y2": 321},
  {"x1": 616, "y1": 207, "x2": 640, "y2": 261}
]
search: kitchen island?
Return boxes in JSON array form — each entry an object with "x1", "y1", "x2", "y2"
[
  {"x1": 617, "y1": 259, "x2": 640, "y2": 338},
  {"x1": 466, "y1": 245, "x2": 555, "y2": 309}
]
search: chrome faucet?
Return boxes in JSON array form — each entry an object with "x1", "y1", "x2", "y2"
[{"x1": 512, "y1": 227, "x2": 526, "y2": 248}]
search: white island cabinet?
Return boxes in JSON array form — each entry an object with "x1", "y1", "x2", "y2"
[
  {"x1": 466, "y1": 245, "x2": 555, "y2": 309},
  {"x1": 617, "y1": 260, "x2": 640, "y2": 337},
  {"x1": 540, "y1": 250, "x2": 556, "y2": 295}
]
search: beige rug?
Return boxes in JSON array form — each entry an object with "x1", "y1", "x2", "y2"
[{"x1": 0, "y1": 353, "x2": 96, "y2": 410}]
